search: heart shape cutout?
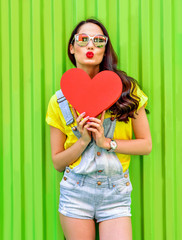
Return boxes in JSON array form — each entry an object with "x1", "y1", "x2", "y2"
[{"x1": 60, "y1": 68, "x2": 122, "y2": 117}]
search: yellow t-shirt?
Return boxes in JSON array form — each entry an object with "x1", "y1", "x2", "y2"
[{"x1": 46, "y1": 84, "x2": 148, "y2": 172}]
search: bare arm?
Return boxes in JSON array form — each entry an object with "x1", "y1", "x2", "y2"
[
  {"x1": 50, "y1": 110, "x2": 91, "y2": 172},
  {"x1": 108, "y1": 106, "x2": 152, "y2": 155},
  {"x1": 87, "y1": 106, "x2": 152, "y2": 155},
  {"x1": 50, "y1": 126, "x2": 89, "y2": 172}
]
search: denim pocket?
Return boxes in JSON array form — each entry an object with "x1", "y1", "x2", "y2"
[
  {"x1": 113, "y1": 178, "x2": 133, "y2": 195},
  {"x1": 60, "y1": 176, "x2": 77, "y2": 190}
]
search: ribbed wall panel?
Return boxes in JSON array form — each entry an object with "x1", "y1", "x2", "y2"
[{"x1": 0, "y1": 0, "x2": 182, "y2": 239}]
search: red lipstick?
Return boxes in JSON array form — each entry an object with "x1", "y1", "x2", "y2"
[{"x1": 86, "y1": 51, "x2": 94, "y2": 58}]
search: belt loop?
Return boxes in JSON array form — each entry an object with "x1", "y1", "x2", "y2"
[{"x1": 80, "y1": 175, "x2": 86, "y2": 186}]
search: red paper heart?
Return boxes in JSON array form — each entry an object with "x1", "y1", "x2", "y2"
[{"x1": 60, "y1": 68, "x2": 122, "y2": 117}]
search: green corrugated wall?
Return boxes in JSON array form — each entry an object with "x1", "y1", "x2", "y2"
[{"x1": 0, "y1": 0, "x2": 182, "y2": 239}]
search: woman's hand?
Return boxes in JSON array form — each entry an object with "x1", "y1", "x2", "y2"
[
  {"x1": 86, "y1": 110, "x2": 109, "y2": 149},
  {"x1": 72, "y1": 108, "x2": 91, "y2": 145}
]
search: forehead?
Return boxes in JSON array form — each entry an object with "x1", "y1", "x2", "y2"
[{"x1": 77, "y1": 23, "x2": 104, "y2": 36}]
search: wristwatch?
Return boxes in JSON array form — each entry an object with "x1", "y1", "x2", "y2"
[{"x1": 107, "y1": 139, "x2": 117, "y2": 152}]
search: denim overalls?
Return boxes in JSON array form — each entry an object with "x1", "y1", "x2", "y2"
[{"x1": 56, "y1": 90, "x2": 133, "y2": 223}]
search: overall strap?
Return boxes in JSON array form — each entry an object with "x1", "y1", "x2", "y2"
[{"x1": 56, "y1": 90, "x2": 74, "y2": 125}]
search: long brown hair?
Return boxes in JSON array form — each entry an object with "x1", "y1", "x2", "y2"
[{"x1": 68, "y1": 18, "x2": 148, "y2": 123}]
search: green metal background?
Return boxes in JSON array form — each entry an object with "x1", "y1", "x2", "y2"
[{"x1": 0, "y1": 0, "x2": 182, "y2": 239}]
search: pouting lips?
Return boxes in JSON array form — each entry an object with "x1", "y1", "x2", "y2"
[{"x1": 86, "y1": 52, "x2": 94, "y2": 58}]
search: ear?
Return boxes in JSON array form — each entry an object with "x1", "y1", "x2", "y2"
[{"x1": 70, "y1": 43, "x2": 75, "y2": 54}]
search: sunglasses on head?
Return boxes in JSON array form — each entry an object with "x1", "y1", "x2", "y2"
[{"x1": 72, "y1": 33, "x2": 108, "y2": 48}]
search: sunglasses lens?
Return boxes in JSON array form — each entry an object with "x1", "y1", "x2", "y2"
[
  {"x1": 75, "y1": 34, "x2": 107, "y2": 48},
  {"x1": 75, "y1": 34, "x2": 89, "y2": 46},
  {"x1": 93, "y1": 35, "x2": 107, "y2": 48}
]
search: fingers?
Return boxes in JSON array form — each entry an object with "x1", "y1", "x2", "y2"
[
  {"x1": 87, "y1": 127, "x2": 98, "y2": 133},
  {"x1": 72, "y1": 109, "x2": 90, "y2": 131},
  {"x1": 72, "y1": 107, "x2": 79, "y2": 119},
  {"x1": 72, "y1": 108, "x2": 86, "y2": 123},
  {"x1": 100, "y1": 110, "x2": 106, "y2": 124},
  {"x1": 83, "y1": 123, "x2": 90, "y2": 130},
  {"x1": 89, "y1": 110, "x2": 105, "y2": 124},
  {"x1": 77, "y1": 112, "x2": 86, "y2": 123},
  {"x1": 79, "y1": 115, "x2": 89, "y2": 127},
  {"x1": 72, "y1": 108, "x2": 106, "y2": 134},
  {"x1": 89, "y1": 117, "x2": 101, "y2": 124},
  {"x1": 87, "y1": 112, "x2": 105, "y2": 131},
  {"x1": 87, "y1": 121, "x2": 101, "y2": 129}
]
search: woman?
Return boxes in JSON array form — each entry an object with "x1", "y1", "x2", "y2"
[{"x1": 46, "y1": 18, "x2": 152, "y2": 240}]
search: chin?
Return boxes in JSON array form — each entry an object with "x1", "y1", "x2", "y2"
[
  {"x1": 84, "y1": 59, "x2": 102, "y2": 64},
  {"x1": 83, "y1": 60, "x2": 96, "y2": 65}
]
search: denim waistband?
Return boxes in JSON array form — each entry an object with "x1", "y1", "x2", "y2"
[{"x1": 63, "y1": 166, "x2": 130, "y2": 188}]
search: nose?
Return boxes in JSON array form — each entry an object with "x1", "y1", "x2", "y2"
[{"x1": 86, "y1": 39, "x2": 94, "y2": 49}]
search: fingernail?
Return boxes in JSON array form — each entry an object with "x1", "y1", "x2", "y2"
[{"x1": 82, "y1": 112, "x2": 86, "y2": 115}]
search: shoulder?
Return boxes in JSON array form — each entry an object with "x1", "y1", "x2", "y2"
[
  {"x1": 46, "y1": 91, "x2": 61, "y2": 116},
  {"x1": 49, "y1": 89, "x2": 64, "y2": 103},
  {"x1": 48, "y1": 92, "x2": 58, "y2": 105},
  {"x1": 131, "y1": 83, "x2": 148, "y2": 111},
  {"x1": 46, "y1": 90, "x2": 67, "y2": 133},
  {"x1": 48, "y1": 89, "x2": 72, "y2": 109}
]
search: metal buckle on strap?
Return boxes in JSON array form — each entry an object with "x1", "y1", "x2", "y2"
[{"x1": 57, "y1": 96, "x2": 66, "y2": 103}]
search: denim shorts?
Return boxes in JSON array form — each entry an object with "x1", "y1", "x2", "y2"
[{"x1": 59, "y1": 166, "x2": 133, "y2": 223}]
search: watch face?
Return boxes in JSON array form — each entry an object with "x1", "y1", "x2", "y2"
[{"x1": 111, "y1": 140, "x2": 117, "y2": 149}]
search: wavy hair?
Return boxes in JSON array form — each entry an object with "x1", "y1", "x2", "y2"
[{"x1": 68, "y1": 18, "x2": 148, "y2": 123}]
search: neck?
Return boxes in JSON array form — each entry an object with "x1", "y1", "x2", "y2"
[{"x1": 76, "y1": 64, "x2": 100, "y2": 79}]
